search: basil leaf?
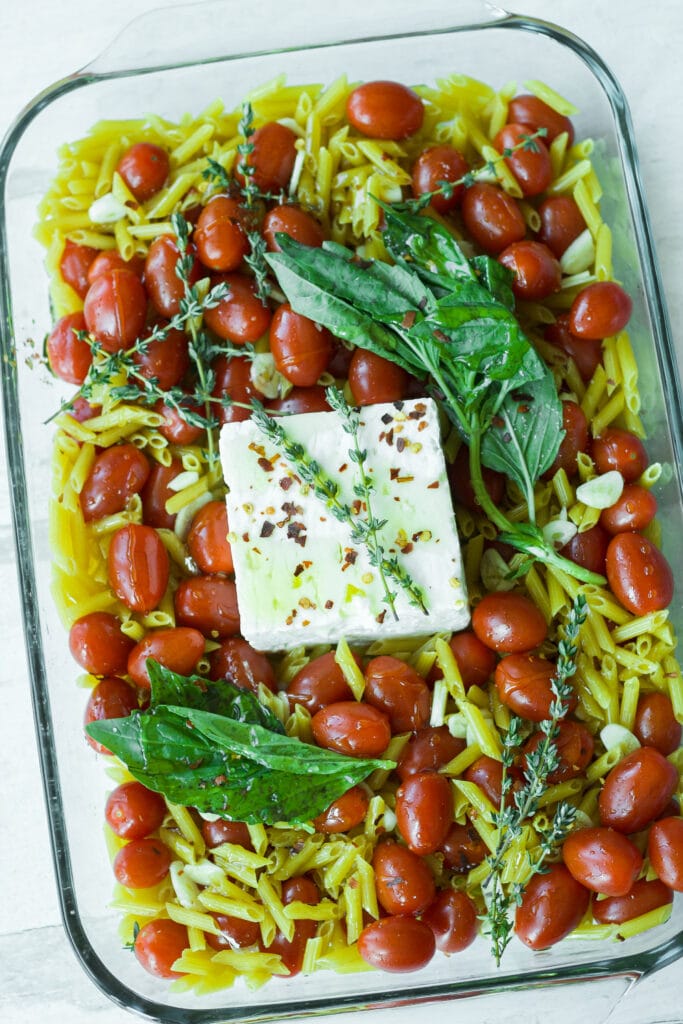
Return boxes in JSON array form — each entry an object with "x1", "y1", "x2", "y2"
[
  {"x1": 378, "y1": 201, "x2": 474, "y2": 290},
  {"x1": 470, "y1": 255, "x2": 516, "y2": 311}
]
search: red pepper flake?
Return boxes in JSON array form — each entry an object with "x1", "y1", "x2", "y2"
[
  {"x1": 325, "y1": 599, "x2": 334, "y2": 609},
  {"x1": 348, "y1": 877, "x2": 360, "y2": 889},
  {"x1": 433, "y1": 329, "x2": 448, "y2": 344},
  {"x1": 393, "y1": 401, "x2": 404, "y2": 411},
  {"x1": 260, "y1": 521, "x2": 275, "y2": 538},
  {"x1": 257, "y1": 456, "x2": 273, "y2": 472},
  {"x1": 492, "y1": 415, "x2": 505, "y2": 429},
  {"x1": 381, "y1": 412, "x2": 393, "y2": 425},
  {"x1": 400, "y1": 542, "x2": 414, "y2": 554},
  {"x1": 282, "y1": 500, "x2": 303, "y2": 517},
  {"x1": 390, "y1": 467, "x2": 399, "y2": 481},
  {"x1": 376, "y1": 609, "x2": 387, "y2": 624},
  {"x1": 341, "y1": 549, "x2": 358, "y2": 572},
  {"x1": 287, "y1": 522, "x2": 307, "y2": 547},
  {"x1": 385, "y1": 428, "x2": 394, "y2": 446},
  {"x1": 396, "y1": 437, "x2": 406, "y2": 453},
  {"x1": 339, "y1": 462, "x2": 348, "y2": 472},
  {"x1": 418, "y1": 420, "x2": 428, "y2": 432},
  {"x1": 517, "y1": 403, "x2": 529, "y2": 414},
  {"x1": 401, "y1": 310, "x2": 417, "y2": 329},
  {"x1": 351, "y1": 499, "x2": 362, "y2": 515},
  {"x1": 427, "y1": 480, "x2": 440, "y2": 489},
  {"x1": 242, "y1": 532, "x2": 250, "y2": 542},
  {"x1": 279, "y1": 477, "x2": 293, "y2": 490},
  {"x1": 213, "y1": 774, "x2": 227, "y2": 786},
  {"x1": 302, "y1": 619, "x2": 311, "y2": 627}
]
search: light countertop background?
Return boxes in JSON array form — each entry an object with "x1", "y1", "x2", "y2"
[{"x1": 1, "y1": 1, "x2": 682, "y2": 1022}]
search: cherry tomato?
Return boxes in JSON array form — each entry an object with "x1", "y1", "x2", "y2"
[
  {"x1": 396, "y1": 726, "x2": 464, "y2": 782},
  {"x1": 134, "y1": 919, "x2": 188, "y2": 978},
  {"x1": 440, "y1": 821, "x2": 487, "y2": 872},
  {"x1": 127, "y1": 627, "x2": 205, "y2": 688},
  {"x1": 507, "y1": 94, "x2": 575, "y2": 146},
  {"x1": 208, "y1": 637, "x2": 276, "y2": 693},
  {"x1": 515, "y1": 863, "x2": 589, "y2": 949},
  {"x1": 116, "y1": 142, "x2": 170, "y2": 202},
  {"x1": 132, "y1": 325, "x2": 189, "y2": 390},
  {"x1": 140, "y1": 458, "x2": 182, "y2": 530},
  {"x1": 69, "y1": 611, "x2": 134, "y2": 675},
  {"x1": 461, "y1": 183, "x2": 526, "y2": 255},
  {"x1": 80, "y1": 444, "x2": 150, "y2": 523},
  {"x1": 204, "y1": 273, "x2": 272, "y2": 343},
  {"x1": 113, "y1": 837, "x2": 172, "y2": 889},
  {"x1": 174, "y1": 576, "x2": 240, "y2": 638},
  {"x1": 464, "y1": 754, "x2": 522, "y2": 809},
  {"x1": 154, "y1": 396, "x2": 204, "y2": 445},
  {"x1": 411, "y1": 145, "x2": 468, "y2": 212},
  {"x1": 67, "y1": 396, "x2": 100, "y2": 422},
  {"x1": 544, "y1": 313, "x2": 602, "y2": 383},
  {"x1": 186, "y1": 500, "x2": 233, "y2": 574},
  {"x1": 364, "y1": 655, "x2": 431, "y2": 733},
  {"x1": 235, "y1": 121, "x2": 298, "y2": 192},
  {"x1": 563, "y1": 827, "x2": 643, "y2": 897},
  {"x1": 262, "y1": 876, "x2": 320, "y2": 977},
  {"x1": 348, "y1": 349, "x2": 408, "y2": 406},
  {"x1": 287, "y1": 651, "x2": 355, "y2": 714},
  {"x1": 358, "y1": 916, "x2": 435, "y2": 973},
  {"x1": 269, "y1": 303, "x2": 333, "y2": 387},
  {"x1": 87, "y1": 250, "x2": 145, "y2": 286},
  {"x1": 522, "y1": 720, "x2": 594, "y2": 783},
  {"x1": 105, "y1": 780, "x2": 166, "y2": 840},
  {"x1": 448, "y1": 444, "x2": 505, "y2": 514},
  {"x1": 59, "y1": 239, "x2": 97, "y2": 298},
  {"x1": 206, "y1": 912, "x2": 260, "y2": 951},
  {"x1": 593, "y1": 428, "x2": 648, "y2": 482},
  {"x1": 592, "y1": 878, "x2": 673, "y2": 924},
  {"x1": 494, "y1": 123, "x2": 553, "y2": 197},
  {"x1": 495, "y1": 653, "x2": 569, "y2": 722},
  {"x1": 560, "y1": 524, "x2": 609, "y2": 577},
  {"x1": 84, "y1": 676, "x2": 139, "y2": 754},
  {"x1": 447, "y1": 631, "x2": 497, "y2": 689},
  {"x1": 83, "y1": 270, "x2": 147, "y2": 354},
  {"x1": 46, "y1": 311, "x2": 92, "y2": 384},
  {"x1": 107, "y1": 523, "x2": 170, "y2": 614},
  {"x1": 311, "y1": 701, "x2": 391, "y2": 758},
  {"x1": 346, "y1": 81, "x2": 424, "y2": 140},
  {"x1": 201, "y1": 817, "x2": 253, "y2": 850},
  {"x1": 212, "y1": 353, "x2": 262, "y2": 425},
  {"x1": 648, "y1": 817, "x2": 683, "y2": 891},
  {"x1": 313, "y1": 785, "x2": 370, "y2": 833},
  {"x1": 634, "y1": 692, "x2": 682, "y2": 756},
  {"x1": 328, "y1": 339, "x2": 354, "y2": 378},
  {"x1": 599, "y1": 746, "x2": 677, "y2": 833},
  {"x1": 606, "y1": 532, "x2": 674, "y2": 616},
  {"x1": 373, "y1": 839, "x2": 436, "y2": 914},
  {"x1": 569, "y1": 282, "x2": 633, "y2": 340},
  {"x1": 267, "y1": 385, "x2": 331, "y2": 415},
  {"x1": 422, "y1": 889, "x2": 478, "y2": 954},
  {"x1": 600, "y1": 483, "x2": 657, "y2": 535},
  {"x1": 263, "y1": 204, "x2": 325, "y2": 252},
  {"x1": 546, "y1": 400, "x2": 589, "y2": 479},
  {"x1": 472, "y1": 591, "x2": 547, "y2": 654},
  {"x1": 396, "y1": 771, "x2": 454, "y2": 855},
  {"x1": 537, "y1": 196, "x2": 586, "y2": 258},
  {"x1": 145, "y1": 234, "x2": 201, "y2": 319},
  {"x1": 498, "y1": 240, "x2": 561, "y2": 300},
  {"x1": 194, "y1": 196, "x2": 249, "y2": 272}
]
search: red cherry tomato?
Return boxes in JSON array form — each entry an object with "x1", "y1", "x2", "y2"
[
  {"x1": 59, "y1": 239, "x2": 97, "y2": 298},
  {"x1": 495, "y1": 653, "x2": 568, "y2": 722},
  {"x1": 515, "y1": 863, "x2": 589, "y2": 949},
  {"x1": 600, "y1": 484, "x2": 657, "y2": 535},
  {"x1": 235, "y1": 122, "x2": 297, "y2": 192},
  {"x1": 311, "y1": 701, "x2": 391, "y2": 758},
  {"x1": 373, "y1": 839, "x2": 436, "y2": 914},
  {"x1": 269, "y1": 303, "x2": 333, "y2": 387},
  {"x1": 134, "y1": 919, "x2": 188, "y2": 978},
  {"x1": 472, "y1": 591, "x2": 547, "y2": 654},
  {"x1": 194, "y1": 196, "x2": 249, "y2": 272},
  {"x1": 84, "y1": 676, "x2": 139, "y2": 754},
  {"x1": 201, "y1": 818, "x2": 253, "y2": 850},
  {"x1": 648, "y1": 817, "x2": 683, "y2": 891},
  {"x1": 522, "y1": 720, "x2": 594, "y2": 783},
  {"x1": 498, "y1": 240, "x2": 561, "y2": 300},
  {"x1": 396, "y1": 771, "x2": 454, "y2": 855},
  {"x1": 87, "y1": 250, "x2": 145, "y2": 285},
  {"x1": 312, "y1": 785, "x2": 370, "y2": 834},
  {"x1": 545, "y1": 400, "x2": 589, "y2": 479},
  {"x1": 80, "y1": 443, "x2": 150, "y2": 523},
  {"x1": 606, "y1": 532, "x2": 674, "y2": 615},
  {"x1": 287, "y1": 651, "x2": 355, "y2": 714},
  {"x1": 599, "y1": 746, "x2": 677, "y2": 833},
  {"x1": 569, "y1": 282, "x2": 633, "y2": 340},
  {"x1": 346, "y1": 81, "x2": 424, "y2": 140},
  {"x1": 358, "y1": 916, "x2": 435, "y2": 973},
  {"x1": 263, "y1": 204, "x2": 325, "y2": 252},
  {"x1": 461, "y1": 183, "x2": 526, "y2": 255},
  {"x1": 212, "y1": 353, "x2": 261, "y2": 425},
  {"x1": 145, "y1": 234, "x2": 201, "y2": 319},
  {"x1": 186, "y1": 500, "x2": 233, "y2": 574},
  {"x1": 107, "y1": 523, "x2": 170, "y2": 614},
  {"x1": 560, "y1": 524, "x2": 610, "y2": 577},
  {"x1": 348, "y1": 349, "x2": 409, "y2": 406},
  {"x1": 537, "y1": 196, "x2": 586, "y2": 257},
  {"x1": 593, "y1": 428, "x2": 648, "y2": 482},
  {"x1": 363, "y1": 655, "x2": 431, "y2": 733},
  {"x1": 132, "y1": 325, "x2": 190, "y2": 390},
  {"x1": 67, "y1": 396, "x2": 100, "y2": 422},
  {"x1": 154, "y1": 396, "x2": 204, "y2": 445},
  {"x1": 114, "y1": 837, "x2": 172, "y2": 889},
  {"x1": 69, "y1": 612, "x2": 134, "y2": 675},
  {"x1": 396, "y1": 726, "x2": 464, "y2": 782},
  {"x1": 267, "y1": 385, "x2": 331, "y2": 415},
  {"x1": 105, "y1": 780, "x2": 166, "y2": 840},
  {"x1": 634, "y1": 692, "x2": 682, "y2": 756},
  {"x1": 544, "y1": 313, "x2": 603, "y2": 383},
  {"x1": 592, "y1": 878, "x2": 673, "y2": 924},
  {"x1": 206, "y1": 912, "x2": 260, "y2": 951},
  {"x1": 204, "y1": 273, "x2": 272, "y2": 343},
  {"x1": 563, "y1": 827, "x2": 643, "y2": 897},
  {"x1": 83, "y1": 270, "x2": 147, "y2": 354},
  {"x1": 127, "y1": 627, "x2": 205, "y2": 688},
  {"x1": 464, "y1": 754, "x2": 522, "y2": 809},
  {"x1": 411, "y1": 145, "x2": 468, "y2": 212},
  {"x1": 46, "y1": 311, "x2": 92, "y2": 384},
  {"x1": 508, "y1": 94, "x2": 575, "y2": 146},
  {"x1": 446, "y1": 631, "x2": 497, "y2": 689},
  {"x1": 174, "y1": 576, "x2": 240, "y2": 638},
  {"x1": 440, "y1": 821, "x2": 487, "y2": 872},
  {"x1": 208, "y1": 637, "x2": 276, "y2": 694},
  {"x1": 261, "y1": 876, "x2": 320, "y2": 977},
  {"x1": 140, "y1": 458, "x2": 182, "y2": 530},
  {"x1": 116, "y1": 142, "x2": 170, "y2": 202},
  {"x1": 448, "y1": 444, "x2": 505, "y2": 513},
  {"x1": 422, "y1": 889, "x2": 478, "y2": 954},
  {"x1": 494, "y1": 123, "x2": 553, "y2": 197}
]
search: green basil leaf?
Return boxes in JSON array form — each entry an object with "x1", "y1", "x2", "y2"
[
  {"x1": 378, "y1": 201, "x2": 473, "y2": 290},
  {"x1": 470, "y1": 255, "x2": 516, "y2": 311}
]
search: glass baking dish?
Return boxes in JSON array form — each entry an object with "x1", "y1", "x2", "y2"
[{"x1": 2, "y1": 1, "x2": 683, "y2": 1020}]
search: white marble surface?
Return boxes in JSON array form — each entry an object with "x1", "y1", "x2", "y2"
[{"x1": 1, "y1": 1, "x2": 683, "y2": 1022}]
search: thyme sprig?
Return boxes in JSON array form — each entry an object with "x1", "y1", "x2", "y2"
[
  {"x1": 249, "y1": 398, "x2": 427, "y2": 616},
  {"x1": 483, "y1": 592, "x2": 588, "y2": 966}
]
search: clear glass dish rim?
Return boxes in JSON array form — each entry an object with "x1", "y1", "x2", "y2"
[{"x1": 2, "y1": 8, "x2": 683, "y2": 1022}]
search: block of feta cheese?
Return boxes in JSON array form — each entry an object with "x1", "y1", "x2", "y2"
[{"x1": 219, "y1": 397, "x2": 469, "y2": 651}]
